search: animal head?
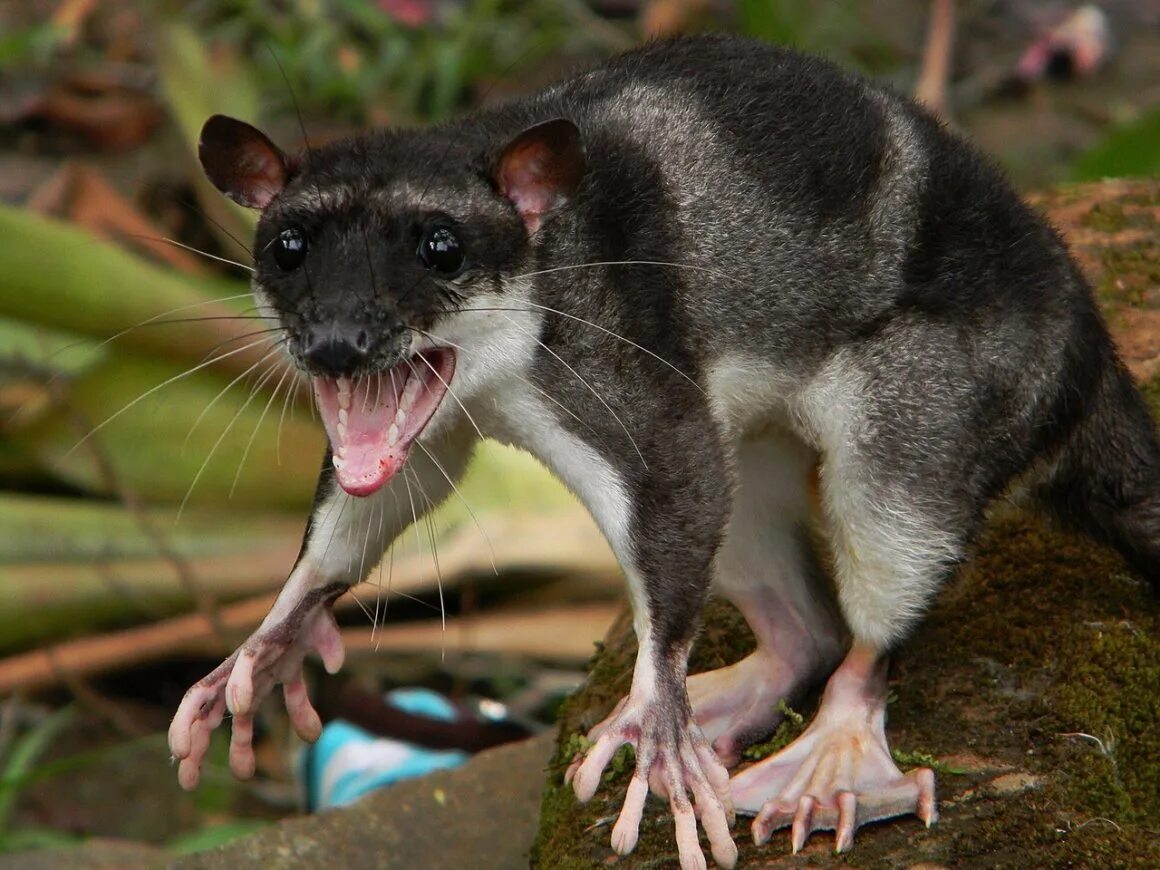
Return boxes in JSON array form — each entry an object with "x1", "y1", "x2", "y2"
[{"x1": 198, "y1": 113, "x2": 585, "y2": 495}]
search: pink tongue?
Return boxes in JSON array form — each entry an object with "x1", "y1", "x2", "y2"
[
  {"x1": 334, "y1": 375, "x2": 406, "y2": 496},
  {"x1": 313, "y1": 353, "x2": 453, "y2": 497},
  {"x1": 314, "y1": 373, "x2": 405, "y2": 497}
]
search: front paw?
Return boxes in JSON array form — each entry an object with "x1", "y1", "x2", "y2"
[
  {"x1": 168, "y1": 600, "x2": 345, "y2": 789},
  {"x1": 565, "y1": 696, "x2": 738, "y2": 870}
]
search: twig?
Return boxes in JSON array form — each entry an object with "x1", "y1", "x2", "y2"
[
  {"x1": 915, "y1": 0, "x2": 956, "y2": 118},
  {"x1": 0, "y1": 595, "x2": 619, "y2": 694}
]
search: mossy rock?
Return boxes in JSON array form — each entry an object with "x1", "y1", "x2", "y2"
[{"x1": 533, "y1": 180, "x2": 1160, "y2": 868}]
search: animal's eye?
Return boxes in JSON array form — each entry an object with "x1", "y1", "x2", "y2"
[
  {"x1": 418, "y1": 226, "x2": 465, "y2": 276},
  {"x1": 273, "y1": 226, "x2": 307, "y2": 271}
]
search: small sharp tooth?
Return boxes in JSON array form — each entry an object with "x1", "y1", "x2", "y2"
[
  {"x1": 337, "y1": 378, "x2": 352, "y2": 410},
  {"x1": 395, "y1": 409, "x2": 406, "y2": 426},
  {"x1": 338, "y1": 408, "x2": 348, "y2": 426},
  {"x1": 387, "y1": 423, "x2": 399, "y2": 446},
  {"x1": 400, "y1": 375, "x2": 423, "y2": 411},
  {"x1": 337, "y1": 420, "x2": 347, "y2": 441}
]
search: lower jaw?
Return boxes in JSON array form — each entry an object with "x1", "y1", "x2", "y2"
[{"x1": 332, "y1": 448, "x2": 409, "y2": 497}]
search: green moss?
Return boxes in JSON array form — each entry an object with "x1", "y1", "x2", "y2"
[
  {"x1": 741, "y1": 700, "x2": 807, "y2": 762},
  {"x1": 1081, "y1": 199, "x2": 1159, "y2": 235},
  {"x1": 1097, "y1": 242, "x2": 1160, "y2": 308},
  {"x1": 1081, "y1": 201, "x2": 1130, "y2": 233},
  {"x1": 889, "y1": 748, "x2": 967, "y2": 776},
  {"x1": 602, "y1": 745, "x2": 636, "y2": 785},
  {"x1": 1051, "y1": 620, "x2": 1160, "y2": 823},
  {"x1": 535, "y1": 508, "x2": 1160, "y2": 867},
  {"x1": 1138, "y1": 374, "x2": 1160, "y2": 418}
]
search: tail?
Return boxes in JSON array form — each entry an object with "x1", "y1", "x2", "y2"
[{"x1": 1037, "y1": 357, "x2": 1160, "y2": 592}]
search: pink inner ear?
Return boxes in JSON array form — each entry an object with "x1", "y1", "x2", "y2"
[
  {"x1": 235, "y1": 149, "x2": 286, "y2": 209},
  {"x1": 496, "y1": 119, "x2": 584, "y2": 234},
  {"x1": 199, "y1": 114, "x2": 289, "y2": 210},
  {"x1": 500, "y1": 145, "x2": 560, "y2": 221}
]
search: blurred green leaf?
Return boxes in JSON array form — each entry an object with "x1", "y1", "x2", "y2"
[
  {"x1": 0, "y1": 827, "x2": 81, "y2": 852},
  {"x1": 0, "y1": 707, "x2": 76, "y2": 832},
  {"x1": 6, "y1": 350, "x2": 323, "y2": 508},
  {"x1": 1073, "y1": 109, "x2": 1160, "y2": 181},
  {"x1": 0, "y1": 204, "x2": 251, "y2": 376},
  {"x1": 737, "y1": 0, "x2": 898, "y2": 74},
  {"x1": 157, "y1": 23, "x2": 259, "y2": 251}
]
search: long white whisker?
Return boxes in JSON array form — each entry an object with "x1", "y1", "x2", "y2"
[
  {"x1": 411, "y1": 326, "x2": 596, "y2": 436},
  {"x1": 44, "y1": 293, "x2": 256, "y2": 373},
  {"x1": 499, "y1": 313, "x2": 649, "y2": 471},
  {"x1": 384, "y1": 587, "x2": 445, "y2": 614},
  {"x1": 347, "y1": 587, "x2": 376, "y2": 623},
  {"x1": 405, "y1": 467, "x2": 447, "y2": 658},
  {"x1": 320, "y1": 493, "x2": 350, "y2": 567},
  {"x1": 425, "y1": 510, "x2": 447, "y2": 659},
  {"x1": 356, "y1": 487, "x2": 377, "y2": 595},
  {"x1": 488, "y1": 299, "x2": 704, "y2": 393},
  {"x1": 413, "y1": 438, "x2": 497, "y2": 575},
  {"x1": 379, "y1": 483, "x2": 403, "y2": 650},
  {"x1": 372, "y1": 495, "x2": 386, "y2": 646},
  {"x1": 64, "y1": 336, "x2": 276, "y2": 459},
  {"x1": 183, "y1": 341, "x2": 285, "y2": 452},
  {"x1": 177, "y1": 352, "x2": 284, "y2": 518},
  {"x1": 276, "y1": 368, "x2": 305, "y2": 465},
  {"x1": 230, "y1": 357, "x2": 295, "y2": 496},
  {"x1": 152, "y1": 237, "x2": 255, "y2": 273},
  {"x1": 409, "y1": 354, "x2": 485, "y2": 444},
  {"x1": 513, "y1": 259, "x2": 749, "y2": 287}
]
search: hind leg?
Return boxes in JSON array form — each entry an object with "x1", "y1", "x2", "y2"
[
  {"x1": 688, "y1": 433, "x2": 846, "y2": 765},
  {"x1": 735, "y1": 416, "x2": 964, "y2": 852}
]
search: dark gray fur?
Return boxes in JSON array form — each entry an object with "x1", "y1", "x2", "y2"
[{"x1": 260, "y1": 35, "x2": 1159, "y2": 650}]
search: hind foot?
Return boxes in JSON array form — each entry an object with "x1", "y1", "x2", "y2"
[
  {"x1": 732, "y1": 644, "x2": 936, "y2": 853},
  {"x1": 688, "y1": 651, "x2": 805, "y2": 767},
  {"x1": 687, "y1": 612, "x2": 843, "y2": 766}
]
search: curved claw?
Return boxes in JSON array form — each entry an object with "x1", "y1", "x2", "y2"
[
  {"x1": 791, "y1": 794, "x2": 814, "y2": 853},
  {"x1": 834, "y1": 790, "x2": 857, "y2": 852}
]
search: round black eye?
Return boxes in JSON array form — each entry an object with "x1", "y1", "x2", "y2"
[
  {"x1": 273, "y1": 226, "x2": 307, "y2": 271},
  {"x1": 418, "y1": 226, "x2": 465, "y2": 276}
]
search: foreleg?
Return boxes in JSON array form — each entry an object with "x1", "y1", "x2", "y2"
[
  {"x1": 169, "y1": 426, "x2": 475, "y2": 788},
  {"x1": 561, "y1": 438, "x2": 739, "y2": 869}
]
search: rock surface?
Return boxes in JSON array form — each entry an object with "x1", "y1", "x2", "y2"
[{"x1": 175, "y1": 732, "x2": 554, "y2": 870}]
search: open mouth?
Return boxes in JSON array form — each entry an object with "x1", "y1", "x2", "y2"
[{"x1": 313, "y1": 348, "x2": 456, "y2": 497}]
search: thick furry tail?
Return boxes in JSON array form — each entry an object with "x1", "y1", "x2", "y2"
[{"x1": 1038, "y1": 359, "x2": 1160, "y2": 591}]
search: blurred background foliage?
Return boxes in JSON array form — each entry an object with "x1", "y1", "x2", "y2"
[{"x1": 0, "y1": 0, "x2": 1157, "y2": 859}]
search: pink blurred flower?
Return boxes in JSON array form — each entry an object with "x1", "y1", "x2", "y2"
[{"x1": 377, "y1": 0, "x2": 434, "y2": 28}]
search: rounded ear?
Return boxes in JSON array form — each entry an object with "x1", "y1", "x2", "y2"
[
  {"x1": 199, "y1": 114, "x2": 290, "y2": 209},
  {"x1": 494, "y1": 118, "x2": 585, "y2": 235}
]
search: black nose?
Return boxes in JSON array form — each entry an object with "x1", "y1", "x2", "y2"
[{"x1": 302, "y1": 326, "x2": 370, "y2": 376}]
